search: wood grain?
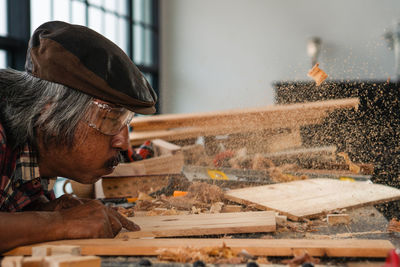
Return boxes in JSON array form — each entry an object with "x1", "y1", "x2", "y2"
[
  {"x1": 5, "y1": 238, "x2": 393, "y2": 258},
  {"x1": 224, "y1": 178, "x2": 400, "y2": 221},
  {"x1": 116, "y1": 211, "x2": 276, "y2": 238}
]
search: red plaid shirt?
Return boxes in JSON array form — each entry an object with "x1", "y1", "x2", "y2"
[{"x1": 0, "y1": 122, "x2": 55, "y2": 211}]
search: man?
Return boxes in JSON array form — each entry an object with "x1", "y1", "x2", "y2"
[{"x1": 0, "y1": 21, "x2": 157, "y2": 252}]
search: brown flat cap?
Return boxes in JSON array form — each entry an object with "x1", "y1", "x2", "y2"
[{"x1": 25, "y1": 21, "x2": 157, "y2": 114}]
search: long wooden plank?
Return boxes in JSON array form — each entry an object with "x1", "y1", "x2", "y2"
[
  {"x1": 130, "y1": 98, "x2": 359, "y2": 131},
  {"x1": 116, "y1": 211, "x2": 276, "y2": 238},
  {"x1": 130, "y1": 98, "x2": 359, "y2": 145},
  {"x1": 224, "y1": 178, "x2": 400, "y2": 221},
  {"x1": 5, "y1": 238, "x2": 393, "y2": 258}
]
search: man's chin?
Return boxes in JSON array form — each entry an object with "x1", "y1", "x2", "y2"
[{"x1": 104, "y1": 165, "x2": 117, "y2": 175}]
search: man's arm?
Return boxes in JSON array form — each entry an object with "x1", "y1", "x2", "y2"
[{"x1": 0, "y1": 199, "x2": 140, "y2": 253}]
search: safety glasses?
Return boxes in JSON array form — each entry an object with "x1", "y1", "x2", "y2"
[{"x1": 85, "y1": 100, "x2": 134, "y2": 136}]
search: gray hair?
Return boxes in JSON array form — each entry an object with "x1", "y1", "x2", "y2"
[{"x1": 0, "y1": 68, "x2": 93, "y2": 149}]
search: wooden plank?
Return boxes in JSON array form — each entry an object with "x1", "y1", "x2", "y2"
[
  {"x1": 32, "y1": 245, "x2": 81, "y2": 256},
  {"x1": 224, "y1": 178, "x2": 400, "y2": 221},
  {"x1": 130, "y1": 98, "x2": 359, "y2": 131},
  {"x1": 116, "y1": 211, "x2": 276, "y2": 238},
  {"x1": 43, "y1": 255, "x2": 101, "y2": 267},
  {"x1": 5, "y1": 238, "x2": 393, "y2": 258},
  {"x1": 129, "y1": 98, "x2": 359, "y2": 145},
  {"x1": 103, "y1": 151, "x2": 184, "y2": 177}
]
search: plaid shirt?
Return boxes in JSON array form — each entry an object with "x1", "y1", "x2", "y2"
[{"x1": 0, "y1": 122, "x2": 55, "y2": 211}]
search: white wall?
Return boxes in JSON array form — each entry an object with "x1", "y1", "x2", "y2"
[{"x1": 160, "y1": 0, "x2": 400, "y2": 114}]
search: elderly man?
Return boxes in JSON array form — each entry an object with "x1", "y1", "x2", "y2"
[{"x1": 0, "y1": 21, "x2": 157, "y2": 252}]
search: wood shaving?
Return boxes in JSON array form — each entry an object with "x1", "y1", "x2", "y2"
[
  {"x1": 116, "y1": 206, "x2": 135, "y2": 217},
  {"x1": 137, "y1": 192, "x2": 155, "y2": 201},
  {"x1": 387, "y1": 218, "x2": 400, "y2": 232},
  {"x1": 210, "y1": 202, "x2": 224, "y2": 213},
  {"x1": 282, "y1": 251, "x2": 320, "y2": 266},
  {"x1": 337, "y1": 152, "x2": 361, "y2": 174},
  {"x1": 134, "y1": 199, "x2": 163, "y2": 211}
]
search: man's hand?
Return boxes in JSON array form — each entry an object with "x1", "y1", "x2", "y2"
[
  {"x1": 26, "y1": 194, "x2": 141, "y2": 235},
  {"x1": 24, "y1": 194, "x2": 85, "y2": 211},
  {"x1": 58, "y1": 199, "x2": 140, "y2": 239}
]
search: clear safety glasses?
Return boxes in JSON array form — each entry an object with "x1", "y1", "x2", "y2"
[{"x1": 85, "y1": 100, "x2": 134, "y2": 136}]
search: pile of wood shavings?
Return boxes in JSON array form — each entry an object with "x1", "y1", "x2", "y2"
[
  {"x1": 157, "y1": 243, "x2": 249, "y2": 264},
  {"x1": 133, "y1": 182, "x2": 225, "y2": 213},
  {"x1": 185, "y1": 182, "x2": 224, "y2": 203}
]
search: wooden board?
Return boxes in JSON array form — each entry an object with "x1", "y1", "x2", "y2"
[
  {"x1": 130, "y1": 98, "x2": 359, "y2": 145},
  {"x1": 5, "y1": 238, "x2": 393, "y2": 258},
  {"x1": 116, "y1": 211, "x2": 276, "y2": 238},
  {"x1": 224, "y1": 178, "x2": 400, "y2": 221}
]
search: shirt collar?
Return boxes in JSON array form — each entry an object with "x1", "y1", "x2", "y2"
[{"x1": 14, "y1": 143, "x2": 41, "y2": 183}]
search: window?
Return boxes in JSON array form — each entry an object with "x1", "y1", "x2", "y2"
[
  {"x1": 1, "y1": 0, "x2": 160, "y2": 111},
  {"x1": 0, "y1": 0, "x2": 6, "y2": 36},
  {"x1": 0, "y1": 50, "x2": 6, "y2": 68},
  {"x1": 0, "y1": 0, "x2": 6, "y2": 68}
]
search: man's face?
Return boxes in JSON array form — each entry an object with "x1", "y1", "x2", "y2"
[{"x1": 38, "y1": 100, "x2": 132, "y2": 184}]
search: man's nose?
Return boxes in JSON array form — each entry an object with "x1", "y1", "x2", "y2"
[{"x1": 111, "y1": 126, "x2": 130, "y2": 150}]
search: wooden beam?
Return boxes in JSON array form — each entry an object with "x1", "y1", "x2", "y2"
[
  {"x1": 129, "y1": 98, "x2": 359, "y2": 145},
  {"x1": 5, "y1": 238, "x2": 393, "y2": 258}
]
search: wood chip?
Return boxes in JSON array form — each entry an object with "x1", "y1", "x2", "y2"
[{"x1": 307, "y1": 63, "x2": 328, "y2": 86}]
